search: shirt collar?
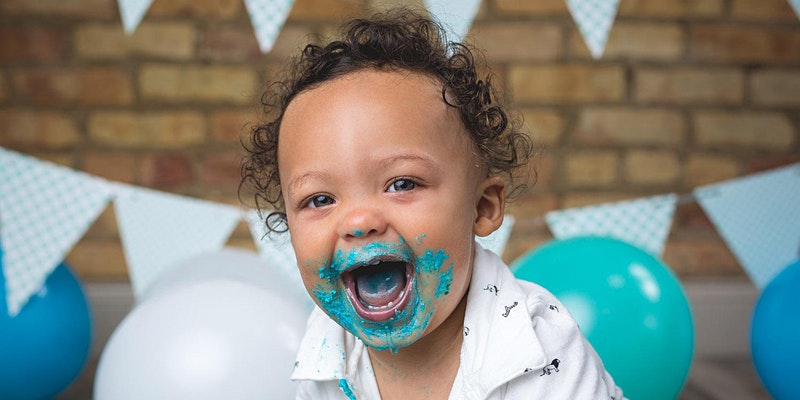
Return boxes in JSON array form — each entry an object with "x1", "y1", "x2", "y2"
[
  {"x1": 291, "y1": 307, "x2": 350, "y2": 381},
  {"x1": 458, "y1": 244, "x2": 548, "y2": 396}
]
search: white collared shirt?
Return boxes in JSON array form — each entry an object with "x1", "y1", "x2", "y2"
[{"x1": 291, "y1": 243, "x2": 625, "y2": 399}]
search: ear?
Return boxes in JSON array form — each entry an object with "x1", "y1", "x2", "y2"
[{"x1": 473, "y1": 176, "x2": 506, "y2": 237}]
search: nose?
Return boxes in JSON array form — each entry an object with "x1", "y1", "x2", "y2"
[{"x1": 337, "y1": 205, "x2": 388, "y2": 239}]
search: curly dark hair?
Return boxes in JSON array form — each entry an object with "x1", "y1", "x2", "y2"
[{"x1": 240, "y1": 8, "x2": 534, "y2": 233}]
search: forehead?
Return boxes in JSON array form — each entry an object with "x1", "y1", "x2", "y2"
[
  {"x1": 278, "y1": 69, "x2": 476, "y2": 165},
  {"x1": 285, "y1": 69, "x2": 447, "y2": 127}
]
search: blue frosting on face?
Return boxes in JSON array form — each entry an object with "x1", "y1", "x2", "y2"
[{"x1": 310, "y1": 237, "x2": 454, "y2": 353}]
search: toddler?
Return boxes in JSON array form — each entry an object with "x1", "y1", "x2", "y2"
[{"x1": 242, "y1": 8, "x2": 624, "y2": 400}]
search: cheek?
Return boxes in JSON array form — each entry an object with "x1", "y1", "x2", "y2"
[
  {"x1": 423, "y1": 194, "x2": 477, "y2": 234},
  {"x1": 290, "y1": 225, "x2": 333, "y2": 274},
  {"x1": 297, "y1": 266, "x2": 319, "y2": 289},
  {"x1": 291, "y1": 245, "x2": 328, "y2": 294}
]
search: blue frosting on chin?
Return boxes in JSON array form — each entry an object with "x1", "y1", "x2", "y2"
[{"x1": 310, "y1": 238, "x2": 454, "y2": 353}]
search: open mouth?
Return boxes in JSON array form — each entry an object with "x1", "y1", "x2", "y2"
[{"x1": 341, "y1": 259, "x2": 414, "y2": 322}]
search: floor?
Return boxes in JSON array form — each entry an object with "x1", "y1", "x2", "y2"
[
  {"x1": 679, "y1": 357, "x2": 771, "y2": 400},
  {"x1": 56, "y1": 355, "x2": 771, "y2": 399}
]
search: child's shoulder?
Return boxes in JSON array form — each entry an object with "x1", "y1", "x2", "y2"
[
  {"x1": 515, "y1": 277, "x2": 561, "y2": 308},
  {"x1": 513, "y1": 277, "x2": 582, "y2": 329}
]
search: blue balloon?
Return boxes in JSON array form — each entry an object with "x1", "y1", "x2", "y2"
[
  {"x1": 752, "y1": 258, "x2": 800, "y2": 400},
  {"x1": 511, "y1": 236, "x2": 694, "y2": 400},
  {"x1": 0, "y1": 245, "x2": 93, "y2": 400}
]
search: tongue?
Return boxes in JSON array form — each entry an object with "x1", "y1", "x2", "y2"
[{"x1": 355, "y1": 263, "x2": 406, "y2": 308}]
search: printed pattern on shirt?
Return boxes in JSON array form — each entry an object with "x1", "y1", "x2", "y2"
[
  {"x1": 540, "y1": 358, "x2": 561, "y2": 376},
  {"x1": 483, "y1": 283, "x2": 499, "y2": 295},
  {"x1": 502, "y1": 301, "x2": 518, "y2": 317}
]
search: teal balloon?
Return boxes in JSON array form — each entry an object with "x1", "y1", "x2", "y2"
[
  {"x1": 751, "y1": 258, "x2": 800, "y2": 400},
  {"x1": 0, "y1": 241, "x2": 93, "y2": 400},
  {"x1": 512, "y1": 236, "x2": 694, "y2": 400}
]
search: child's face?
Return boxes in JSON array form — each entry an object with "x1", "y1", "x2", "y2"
[{"x1": 278, "y1": 70, "x2": 503, "y2": 352}]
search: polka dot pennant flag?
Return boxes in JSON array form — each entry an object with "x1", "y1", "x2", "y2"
[
  {"x1": 545, "y1": 194, "x2": 678, "y2": 257},
  {"x1": 476, "y1": 215, "x2": 515, "y2": 257},
  {"x1": 113, "y1": 184, "x2": 241, "y2": 300},
  {"x1": 244, "y1": 0, "x2": 295, "y2": 53},
  {"x1": 791, "y1": 0, "x2": 800, "y2": 21},
  {"x1": 566, "y1": 0, "x2": 620, "y2": 59},
  {"x1": 695, "y1": 163, "x2": 800, "y2": 290},
  {"x1": 424, "y1": 0, "x2": 482, "y2": 44},
  {"x1": 245, "y1": 210, "x2": 310, "y2": 307},
  {"x1": 116, "y1": 0, "x2": 154, "y2": 34},
  {"x1": 0, "y1": 147, "x2": 113, "y2": 316}
]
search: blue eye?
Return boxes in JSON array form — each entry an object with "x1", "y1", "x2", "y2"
[
  {"x1": 387, "y1": 179, "x2": 416, "y2": 192},
  {"x1": 306, "y1": 195, "x2": 334, "y2": 208}
]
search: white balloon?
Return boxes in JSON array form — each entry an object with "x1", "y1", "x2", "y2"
[
  {"x1": 143, "y1": 247, "x2": 312, "y2": 310},
  {"x1": 94, "y1": 280, "x2": 307, "y2": 400}
]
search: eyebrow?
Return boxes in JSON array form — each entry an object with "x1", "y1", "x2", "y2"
[
  {"x1": 287, "y1": 170, "x2": 332, "y2": 195},
  {"x1": 378, "y1": 154, "x2": 437, "y2": 169}
]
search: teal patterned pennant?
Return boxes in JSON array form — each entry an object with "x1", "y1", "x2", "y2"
[
  {"x1": 546, "y1": 194, "x2": 678, "y2": 257},
  {"x1": 695, "y1": 163, "x2": 800, "y2": 290},
  {"x1": 0, "y1": 148, "x2": 112, "y2": 315},
  {"x1": 114, "y1": 184, "x2": 241, "y2": 299},
  {"x1": 244, "y1": 0, "x2": 295, "y2": 53},
  {"x1": 567, "y1": 0, "x2": 620, "y2": 59}
]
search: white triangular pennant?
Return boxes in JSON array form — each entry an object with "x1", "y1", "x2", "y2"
[
  {"x1": 0, "y1": 148, "x2": 112, "y2": 315},
  {"x1": 244, "y1": 0, "x2": 295, "y2": 53},
  {"x1": 114, "y1": 185, "x2": 241, "y2": 299},
  {"x1": 566, "y1": 0, "x2": 620, "y2": 59},
  {"x1": 791, "y1": 0, "x2": 800, "y2": 21},
  {"x1": 695, "y1": 163, "x2": 800, "y2": 290},
  {"x1": 117, "y1": 0, "x2": 154, "y2": 35},
  {"x1": 424, "y1": 0, "x2": 482, "y2": 44},
  {"x1": 546, "y1": 194, "x2": 678, "y2": 257},
  {"x1": 476, "y1": 215, "x2": 515, "y2": 257},
  {"x1": 245, "y1": 210, "x2": 306, "y2": 296}
]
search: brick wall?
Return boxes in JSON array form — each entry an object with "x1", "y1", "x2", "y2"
[{"x1": 1, "y1": 0, "x2": 798, "y2": 281}]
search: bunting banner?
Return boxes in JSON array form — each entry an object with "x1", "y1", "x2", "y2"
[
  {"x1": 114, "y1": 185, "x2": 241, "y2": 299},
  {"x1": 476, "y1": 215, "x2": 515, "y2": 257},
  {"x1": 566, "y1": 0, "x2": 620, "y2": 59},
  {"x1": 424, "y1": 0, "x2": 482, "y2": 44},
  {"x1": 545, "y1": 194, "x2": 678, "y2": 257},
  {"x1": 117, "y1": 0, "x2": 154, "y2": 34},
  {"x1": 0, "y1": 148, "x2": 113, "y2": 315},
  {"x1": 3, "y1": 144, "x2": 796, "y2": 313},
  {"x1": 695, "y1": 163, "x2": 800, "y2": 290},
  {"x1": 244, "y1": 0, "x2": 295, "y2": 53},
  {"x1": 791, "y1": 0, "x2": 800, "y2": 21}
]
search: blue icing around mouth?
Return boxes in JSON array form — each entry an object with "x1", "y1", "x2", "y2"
[
  {"x1": 436, "y1": 265, "x2": 453, "y2": 297},
  {"x1": 310, "y1": 237, "x2": 454, "y2": 353}
]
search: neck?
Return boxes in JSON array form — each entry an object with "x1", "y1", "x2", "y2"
[{"x1": 367, "y1": 292, "x2": 468, "y2": 400}]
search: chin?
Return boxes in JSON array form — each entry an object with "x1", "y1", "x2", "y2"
[
  {"x1": 310, "y1": 241, "x2": 457, "y2": 352},
  {"x1": 313, "y1": 277, "x2": 437, "y2": 353}
]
